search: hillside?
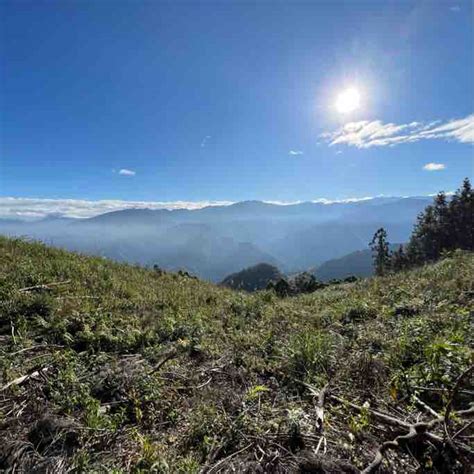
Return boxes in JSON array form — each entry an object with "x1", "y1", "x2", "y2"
[
  {"x1": 221, "y1": 263, "x2": 283, "y2": 291},
  {"x1": 0, "y1": 237, "x2": 473, "y2": 472},
  {"x1": 315, "y1": 245, "x2": 401, "y2": 281}
]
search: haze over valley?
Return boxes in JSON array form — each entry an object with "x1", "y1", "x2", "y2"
[
  {"x1": 0, "y1": 195, "x2": 431, "y2": 281},
  {"x1": 1, "y1": 0, "x2": 473, "y2": 471}
]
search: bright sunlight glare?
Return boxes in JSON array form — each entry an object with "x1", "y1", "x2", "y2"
[{"x1": 335, "y1": 87, "x2": 361, "y2": 114}]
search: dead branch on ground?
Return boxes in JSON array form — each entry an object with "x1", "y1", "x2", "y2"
[{"x1": 18, "y1": 280, "x2": 71, "y2": 293}]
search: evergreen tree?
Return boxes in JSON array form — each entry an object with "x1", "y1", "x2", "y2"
[
  {"x1": 391, "y1": 245, "x2": 407, "y2": 272},
  {"x1": 406, "y1": 205, "x2": 439, "y2": 263},
  {"x1": 370, "y1": 228, "x2": 391, "y2": 276},
  {"x1": 449, "y1": 178, "x2": 473, "y2": 250},
  {"x1": 403, "y1": 178, "x2": 473, "y2": 270},
  {"x1": 433, "y1": 192, "x2": 450, "y2": 253}
]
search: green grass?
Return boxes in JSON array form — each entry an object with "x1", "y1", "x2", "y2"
[{"x1": 0, "y1": 236, "x2": 472, "y2": 472}]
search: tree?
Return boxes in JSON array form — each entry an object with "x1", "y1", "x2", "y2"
[
  {"x1": 404, "y1": 178, "x2": 473, "y2": 268},
  {"x1": 391, "y1": 245, "x2": 407, "y2": 272},
  {"x1": 433, "y1": 192, "x2": 451, "y2": 253},
  {"x1": 370, "y1": 228, "x2": 391, "y2": 276},
  {"x1": 406, "y1": 205, "x2": 438, "y2": 264},
  {"x1": 449, "y1": 177, "x2": 473, "y2": 251},
  {"x1": 293, "y1": 272, "x2": 324, "y2": 294},
  {"x1": 273, "y1": 278, "x2": 291, "y2": 297}
]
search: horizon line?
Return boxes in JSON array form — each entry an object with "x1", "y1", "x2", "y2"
[{"x1": 0, "y1": 192, "x2": 445, "y2": 220}]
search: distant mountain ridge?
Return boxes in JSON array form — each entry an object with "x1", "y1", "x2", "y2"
[
  {"x1": 315, "y1": 244, "x2": 401, "y2": 282},
  {"x1": 0, "y1": 197, "x2": 430, "y2": 281}
]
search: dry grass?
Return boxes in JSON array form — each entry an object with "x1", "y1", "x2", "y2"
[{"x1": 0, "y1": 236, "x2": 472, "y2": 472}]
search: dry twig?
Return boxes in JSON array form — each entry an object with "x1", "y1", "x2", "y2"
[
  {"x1": 0, "y1": 367, "x2": 50, "y2": 392},
  {"x1": 18, "y1": 280, "x2": 71, "y2": 293}
]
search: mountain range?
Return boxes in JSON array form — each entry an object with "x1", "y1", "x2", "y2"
[{"x1": 0, "y1": 196, "x2": 430, "y2": 281}]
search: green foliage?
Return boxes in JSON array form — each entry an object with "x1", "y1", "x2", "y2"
[
  {"x1": 402, "y1": 178, "x2": 473, "y2": 268},
  {"x1": 370, "y1": 227, "x2": 391, "y2": 276},
  {"x1": 221, "y1": 263, "x2": 283, "y2": 292},
  {"x1": 286, "y1": 331, "x2": 337, "y2": 383},
  {"x1": 349, "y1": 402, "x2": 371, "y2": 436},
  {"x1": 0, "y1": 236, "x2": 472, "y2": 471},
  {"x1": 268, "y1": 272, "x2": 326, "y2": 297},
  {"x1": 246, "y1": 384, "x2": 270, "y2": 401}
]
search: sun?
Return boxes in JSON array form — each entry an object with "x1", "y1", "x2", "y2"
[{"x1": 335, "y1": 87, "x2": 361, "y2": 114}]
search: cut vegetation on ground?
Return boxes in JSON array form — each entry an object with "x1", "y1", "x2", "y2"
[{"x1": 0, "y1": 236, "x2": 473, "y2": 472}]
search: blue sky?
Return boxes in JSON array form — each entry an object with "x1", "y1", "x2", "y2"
[{"x1": 1, "y1": 0, "x2": 473, "y2": 210}]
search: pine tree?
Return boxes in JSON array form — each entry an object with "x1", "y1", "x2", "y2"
[
  {"x1": 433, "y1": 192, "x2": 450, "y2": 255},
  {"x1": 450, "y1": 178, "x2": 473, "y2": 250},
  {"x1": 403, "y1": 178, "x2": 473, "y2": 269},
  {"x1": 391, "y1": 245, "x2": 407, "y2": 272},
  {"x1": 370, "y1": 228, "x2": 391, "y2": 276}
]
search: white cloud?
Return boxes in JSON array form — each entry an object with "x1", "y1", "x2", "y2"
[
  {"x1": 258, "y1": 196, "x2": 378, "y2": 205},
  {"x1": 423, "y1": 163, "x2": 446, "y2": 171},
  {"x1": 289, "y1": 150, "x2": 303, "y2": 156},
  {"x1": 118, "y1": 169, "x2": 136, "y2": 176},
  {"x1": 0, "y1": 193, "x2": 441, "y2": 220},
  {"x1": 320, "y1": 114, "x2": 474, "y2": 148},
  {"x1": 201, "y1": 135, "x2": 211, "y2": 148},
  {"x1": 450, "y1": 5, "x2": 461, "y2": 12},
  {"x1": 0, "y1": 197, "x2": 234, "y2": 219}
]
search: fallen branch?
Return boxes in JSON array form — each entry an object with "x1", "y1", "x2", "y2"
[
  {"x1": 361, "y1": 417, "x2": 440, "y2": 474},
  {"x1": 293, "y1": 379, "x2": 330, "y2": 432},
  {"x1": 444, "y1": 365, "x2": 474, "y2": 428},
  {"x1": 205, "y1": 443, "x2": 253, "y2": 473},
  {"x1": 297, "y1": 378, "x2": 474, "y2": 471},
  {"x1": 148, "y1": 349, "x2": 178, "y2": 375},
  {"x1": 330, "y1": 394, "x2": 411, "y2": 429},
  {"x1": 315, "y1": 383, "x2": 330, "y2": 432},
  {"x1": 413, "y1": 385, "x2": 474, "y2": 396},
  {"x1": 361, "y1": 367, "x2": 474, "y2": 473},
  {"x1": 18, "y1": 280, "x2": 71, "y2": 293},
  {"x1": 0, "y1": 367, "x2": 50, "y2": 392},
  {"x1": 7, "y1": 344, "x2": 63, "y2": 356},
  {"x1": 413, "y1": 394, "x2": 442, "y2": 420},
  {"x1": 56, "y1": 295, "x2": 99, "y2": 300},
  {"x1": 443, "y1": 365, "x2": 474, "y2": 469},
  {"x1": 172, "y1": 377, "x2": 213, "y2": 391},
  {"x1": 453, "y1": 420, "x2": 473, "y2": 440}
]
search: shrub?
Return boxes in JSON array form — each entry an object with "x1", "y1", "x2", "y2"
[{"x1": 286, "y1": 331, "x2": 337, "y2": 383}]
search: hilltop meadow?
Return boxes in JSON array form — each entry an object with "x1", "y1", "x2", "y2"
[{"x1": 0, "y1": 236, "x2": 473, "y2": 472}]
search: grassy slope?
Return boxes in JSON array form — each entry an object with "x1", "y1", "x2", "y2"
[{"x1": 0, "y1": 236, "x2": 472, "y2": 472}]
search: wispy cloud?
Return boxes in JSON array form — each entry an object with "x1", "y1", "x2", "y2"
[
  {"x1": 289, "y1": 150, "x2": 303, "y2": 156},
  {"x1": 320, "y1": 114, "x2": 474, "y2": 148},
  {"x1": 450, "y1": 5, "x2": 461, "y2": 12},
  {"x1": 201, "y1": 135, "x2": 211, "y2": 148},
  {"x1": 0, "y1": 193, "x2": 442, "y2": 220},
  {"x1": 118, "y1": 169, "x2": 136, "y2": 176},
  {"x1": 423, "y1": 163, "x2": 446, "y2": 171},
  {"x1": 0, "y1": 198, "x2": 234, "y2": 219}
]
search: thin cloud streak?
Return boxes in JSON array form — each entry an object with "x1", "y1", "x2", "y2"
[
  {"x1": 201, "y1": 135, "x2": 211, "y2": 148},
  {"x1": 321, "y1": 114, "x2": 474, "y2": 148},
  {"x1": 0, "y1": 197, "x2": 234, "y2": 219},
  {"x1": 423, "y1": 163, "x2": 446, "y2": 171},
  {"x1": 118, "y1": 169, "x2": 136, "y2": 176},
  {"x1": 0, "y1": 195, "x2": 434, "y2": 219},
  {"x1": 289, "y1": 150, "x2": 303, "y2": 156}
]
